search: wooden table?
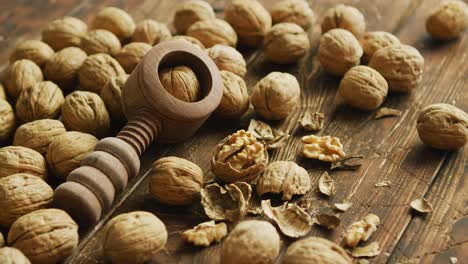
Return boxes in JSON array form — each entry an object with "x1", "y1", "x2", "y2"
[{"x1": 1, "y1": 0, "x2": 466, "y2": 263}]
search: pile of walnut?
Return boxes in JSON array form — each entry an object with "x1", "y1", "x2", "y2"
[{"x1": 0, "y1": 0, "x2": 467, "y2": 263}]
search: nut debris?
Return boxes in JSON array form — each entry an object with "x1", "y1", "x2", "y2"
[
  {"x1": 182, "y1": 221, "x2": 227, "y2": 247},
  {"x1": 410, "y1": 198, "x2": 433, "y2": 213},
  {"x1": 331, "y1": 155, "x2": 364, "y2": 171},
  {"x1": 351, "y1": 241, "x2": 381, "y2": 258},
  {"x1": 201, "y1": 182, "x2": 251, "y2": 221},
  {"x1": 316, "y1": 213, "x2": 341, "y2": 230},
  {"x1": 375, "y1": 107, "x2": 402, "y2": 119},
  {"x1": 302, "y1": 135, "x2": 346, "y2": 162},
  {"x1": 450, "y1": 257, "x2": 458, "y2": 264},
  {"x1": 344, "y1": 214, "x2": 381, "y2": 248},
  {"x1": 334, "y1": 202, "x2": 353, "y2": 212},
  {"x1": 299, "y1": 110, "x2": 325, "y2": 132},
  {"x1": 261, "y1": 200, "x2": 313, "y2": 238},
  {"x1": 358, "y1": 259, "x2": 370, "y2": 264},
  {"x1": 248, "y1": 119, "x2": 290, "y2": 149},
  {"x1": 318, "y1": 172, "x2": 336, "y2": 196},
  {"x1": 375, "y1": 180, "x2": 392, "y2": 187}
]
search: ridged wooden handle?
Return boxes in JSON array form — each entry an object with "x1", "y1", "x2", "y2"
[{"x1": 117, "y1": 113, "x2": 160, "y2": 156}]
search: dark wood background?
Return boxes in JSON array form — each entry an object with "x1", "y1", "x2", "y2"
[{"x1": 0, "y1": 0, "x2": 466, "y2": 263}]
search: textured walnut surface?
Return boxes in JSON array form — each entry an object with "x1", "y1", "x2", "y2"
[
  {"x1": 270, "y1": 0, "x2": 315, "y2": 30},
  {"x1": 283, "y1": 236, "x2": 352, "y2": 264},
  {"x1": 302, "y1": 135, "x2": 346, "y2": 162}
]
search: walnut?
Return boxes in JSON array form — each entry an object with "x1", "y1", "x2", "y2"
[
  {"x1": 173, "y1": 0, "x2": 216, "y2": 34},
  {"x1": 15, "y1": 81, "x2": 65, "y2": 123},
  {"x1": 318, "y1": 28, "x2": 363, "y2": 76},
  {"x1": 0, "y1": 247, "x2": 31, "y2": 264},
  {"x1": 5, "y1": 59, "x2": 43, "y2": 98},
  {"x1": 44, "y1": 47, "x2": 87, "y2": 91},
  {"x1": 211, "y1": 130, "x2": 268, "y2": 183},
  {"x1": 416, "y1": 103, "x2": 468, "y2": 149},
  {"x1": 80, "y1": 29, "x2": 121, "y2": 55},
  {"x1": 225, "y1": 0, "x2": 272, "y2": 47},
  {"x1": 0, "y1": 146, "x2": 47, "y2": 180},
  {"x1": 338, "y1": 66, "x2": 388, "y2": 110},
  {"x1": 426, "y1": 0, "x2": 468, "y2": 40},
  {"x1": 251, "y1": 72, "x2": 301, "y2": 120},
  {"x1": 207, "y1": 44, "x2": 246, "y2": 77},
  {"x1": 10, "y1": 40, "x2": 54, "y2": 67},
  {"x1": 369, "y1": 44, "x2": 424, "y2": 92},
  {"x1": 92, "y1": 7, "x2": 135, "y2": 41},
  {"x1": 46, "y1": 131, "x2": 98, "y2": 179},
  {"x1": 7, "y1": 208, "x2": 78, "y2": 264},
  {"x1": 132, "y1": 19, "x2": 172, "y2": 45},
  {"x1": 61, "y1": 91, "x2": 110, "y2": 138},
  {"x1": 256, "y1": 161, "x2": 311, "y2": 200},
  {"x1": 42, "y1": 16, "x2": 88, "y2": 51},
  {"x1": 187, "y1": 18, "x2": 238, "y2": 48},
  {"x1": 0, "y1": 83, "x2": 6, "y2": 100},
  {"x1": 270, "y1": 0, "x2": 316, "y2": 30},
  {"x1": 283, "y1": 237, "x2": 352, "y2": 264},
  {"x1": 103, "y1": 211, "x2": 168, "y2": 264},
  {"x1": 0, "y1": 100, "x2": 16, "y2": 143},
  {"x1": 78, "y1": 53, "x2": 126, "y2": 93},
  {"x1": 159, "y1": 65, "x2": 201, "y2": 102},
  {"x1": 181, "y1": 221, "x2": 227, "y2": 247},
  {"x1": 13, "y1": 119, "x2": 66, "y2": 156},
  {"x1": 321, "y1": 4, "x2": 366, "y2": 37},
  {"x1": 149, "y1": 156, "x2": 204, "y2": 205},
  {"x1": 221, "y1": 220, "x2": 280, "y2": 264},
  {"x1": 360, "y1": 31, "x2": 400, "y2": 63},
  {"x1": 201, "y1": 182, "x2": 252, "y2": 221},
  {"x1": 0, "y1": 233, "x2": 3, "y2": 248},
  {"x1": 115, "y1": 42, "x2": 152, "y2": 73},
  {"x1": 344, "y1": 213, "x2": 380, "y2": 248},
  {"x1": 0, "y1": 174, "x2": 53, "y2": 227},
  {"x1": 167, "y1": 35, "x2": 206, "y2": 50},
  {"x1": 261, "y1": 200, "x2": 313, "y2": 237},
  {"x1": 215, "y1": 71, "x2": 249, "y2": 118},
  {"x1": 100, "y1": 74, "x2": 129, "y2": 121},
  {"x1": 263, "y1": 22, "x2": 310, "y2": 64},
  {"x1": 302, "y1": 135, "x2": 346, "y2": 162}
]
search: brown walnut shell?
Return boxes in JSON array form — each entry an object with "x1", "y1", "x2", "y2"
[
  {"x1": 360, "y1": 31, "x2": 400, "y2": 63},
  {"x1": 0, "y1": 247, "x2": 31, "y2": 264},
  {"x1": 207, "y1": 44, "x2": 246, "y2": 77},
  {"x1": 270, "y1": 0, "x2": 316, "y2": 30},
  {"x1": 173, "y1": 0, "x2": 216, "y2": 34},
  {"x1": 115, "y1": 42, "x2": 152, "y2": 73},
  {"x1": 13, "y1": 119, "x2": 66, "y2": 156},
  {"x1": 132, "y1": 19, "x2": 172, "y2": 45},
  {"x1": 0, "y1": 99, "x2": 16, "y2": 143},
  {"x1": 10, "y1": 40, "x2": 54, "y2": 67},
  {"x1": 78, "y1": 53, "x2": 126, "y2": 93},
  {"x1": 92, "y1": 7, "x2": 135, "y2": 41},
  {"x1": 282, "y1": 236, "x2": 352, "y2": 264},
  {"x1": 215, "y1": 70, "x2": 249, "y2": 119},
  {"x1": 80, "y1": 29, "x2": 121, "y2": 55},
  {"x1": 187, "y1": 18, "x2": 238, "y2": 48},
  {"x1": 321, "y1": 4, "x2": 366, "y2": 37},
  {"x1": 100, "y1": 74, "x2": 129, "y2": 121},
  {"x1": 44, "y1": 47, "x2": 87, "y2": 91},
  {"x1": 0, "y1": 83, "x2": 6, "y2": 100},
  {"x1": 159, "y1": 65, "x2": 201, "y2": 102},
  {"x1": 0, "y1": 146, "x2": 47, "y2": 180},
  {"x1": 42, "y1": 16, "x2": 88, "y2": 51},
  {"x1": 263, "y1": 22, "x2": 310, "y2": 64},
  {"x1": 426, "y1": 0, "x2": 468, "y2": 40},
  {"x1": 167, "y1": 35, "x2": 206, "y2": 50},
  {"x1": 5, "y1": 59, "x2": 43, "y2": 98}
]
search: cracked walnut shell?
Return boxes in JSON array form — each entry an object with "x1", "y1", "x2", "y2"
[
  {"x1": 5, "y1": 59, "x2": 43, "y2": 99},
  {"x1": 81, "y1": 29, "x2": 121, "y2": 55},
  {"x1": 132, "y1": 19, "x2": 172, "y2": 45},
  {"x1": 215, "y1": 71, "x2": 249, "y2": 119},
  {"x1": 416, "y1": 103, "x2": 468, "y2": 149},
  {"x1": 103, "y1": 211, "x2": 168, "y2": 264},
  {"x1": 262, "y1": 200, "x2": 313, "y2": 238},
  {"x1": 13, "y1": 119, "x2": 66, "y2": 156},
  {"x1": 10, "y1": 40, "x2": 54, "y2": 67},
  {"x1": 182, "y1": 221, "x2": 227, "y2": 247},
  {"x1": 302, "y1": 135, "x2": 346, "y2": 162},
  {"x1": 93, "y1": 7, "x2": 135, "y2": 41},
  {"x1": 0, "y1": 146, "x2": 47, "y2": 180},
  {"x1": 0, "y1": 247, "x2": 31, "y2": 264},
  {"x1": 344, "y1": 213, "x2": 380, "y2": 248},
  {"x1": 321, "y1": 4, "x2": 366, "y2": 37},
  {"x1": 207, "y1": 45, "x2": 246, "y2": 77},
  {"x1": 211, "y1": 130, "x2": 268, "y2": 183},
  {"x1": 42, "y1": 16, "x2": 88, "y2": 51},
  {"x1": 115, "y1": 42, "x2": 152, "y2": 73},
  {"x1": 7, "y1": 208, "x2": 78, "y2": 264},
  {"x1": 187, "y1": 18, "x2": 238, "y2": 48},
  {"x1": 263, "y1": 22, "x2": 310, "y2": 64},
  {"x1": 78, "y1": 53, "x2": 126, "y2": 93},
  {"x1": 283, "y1": 237, "x2": 352, "y2": 264},
  {"x1": 426, "y1": 0, "x2": 468, "y2": 40},
  {"x1": 0, "y1": 100, "x2": 16, "y2": 143},
  {"x1": 173, "y1": 0, "x2": 216, "y2": 34},
  {"x1": 44, "y1": 47, "x2": 87, "y2": 91},
  {"x1": 100, "y1": 74, "x2": 129, "y2": 121},
  {"x1": 360, "y1": 31, "x2": 400, "y2": 63},
  {"x1": 270, "y1": 0, "x2": 316, "y2": 30},
  {"x1": 159, "y1": 65, "x2": 201, "y2": 102}
]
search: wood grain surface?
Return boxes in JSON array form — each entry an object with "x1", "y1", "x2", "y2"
[{"x1": 0, "y1": 0, "x2": 466, "y2": 263}]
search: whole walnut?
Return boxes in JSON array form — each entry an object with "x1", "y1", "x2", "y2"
[
  {"x1": 115, "y1": 42, "x2": 152, "y2": 73},
  {"x1": 46, "y1": 131, "x2": 98, "y2": 179},
  {"x1": 270, "y1": 0, "x2": 316, "y2": 30},
  {"x1": 173, "y1": 1, "x2": 216, "y2": 34},
  {"x1": 7, "y1": 208, "x2": 79, "y2": 264},
  {"x1": 168, "y1": 35, "x2": 206, "y2": 50},
  {"x1": 0, "y1": 233, "x2": 3, "y2": 248},
  {"x1": 251, "y1": 72, "x2": 301, "y2": 120},
  {"x1": 5, "y1": 59, "x2": 43, "y2": 98},
  {"x1": 0, "y1": 173, "x2": 53, "y2": 227},
  {"x1": 0, "y1": 83, "x2": 6, "y2": 100},
  {"x1": 426, "y1": 0, "x2": 468, "y2": 40},
  {"x1": 149, "y1": 156, "x2": 204, "y2": 205},
  {"x1": 369, "y1": 44, "x2": 424, "y2": 92},
  {"x1": 225, "y1": 0, "x2": 272, "y2": 47},
  {"x1": 44, "y1": 47, "x2": 87, "y2": 91},
  {"x1": 0, "y1": 99, "x2": 16, "y2": 143},
  {"x1": 80, "y1": 29, "x2": 121, "y2": 55},
  {"x1": 13, "y1": 119, "x2": 66, "y2": 156},
  {"x1": 187, "y1": 18, "x2": 238, "y2": 48},
  {"x1": 221, "y1": 220, "x2": 280, "y2": 264},
  {"x1": 215, "y1": 71, "x2": 249, "y2": 118},
  {"x1": 159, "y1": 65, "x2": 201, "y2": 102},
  {"x1": 318, "y1": 28, "x2": 363, "y2": 76},
  {"x1": 282, "y1": 237, "x2": 351, "y2": 264},
  {"x1": 78, "y1": 53, "x2": 126, "y2": 93},
  {"x1": 103, "y1": 211, "x2": 168, "y2": 264},
  {"x1": 0, "y1": 247, "x2": 31, "y2": 264},
  {"x1": 338, "y1": 66, "x2": 388, "y2": 110},
  {"x1": 263, "y1": 22, "x2": 310, "y2": 64},
  {"x1": 360, "y1": 31, "x2": 400, "y2": 63},
  {"x1": 42, "y1": 16, "x2": 88, "y2": 51},
  {"x1": 207, "y1": 44, "x2": 246, "y2": 77},
  {"x1": 132, "y1": 19, "x2": 172, "y2": 45},
  {"x1": 101, "y1": 74, "x2": 129, "y2": 121},
  {"x1": 10, "y1": 40, "x2": 54, "y2": 67},
  {"x1": 321, "y1": 4, "x2": 366, "y2": 37},
  {"x1": 416, "y1": 103, "x2": 468, "y2": 150},
  {"x1": 0, "y1": 146, "x2": 47, "y2": 180},
  {"x1": 61, "y1": 91, "x2": 110, "y2": 138},
  {"x1": 15, "y1": 81, "x2": 65, "y2": 123},
  {"x1": 92, "y1": 7, "x2": 135, "y2": 41}
]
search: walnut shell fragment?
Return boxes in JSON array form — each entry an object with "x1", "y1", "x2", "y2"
[
  {"x1": 334, "y1": 202, "x2": 353, "y2": 212},
  {"x1": 351, "y1": 241, "x2": 381, "y2": 258},
  {"x1": 282, "y1": 237, "x2": 352, "y2": 264},
  {"x1": 318, "y1": 172, "x2": 336, "y2": 196},
  {"x1": 344, "y1": 213, "x2": 380, "y2": 248},
  {"x1": 247, "y1": 119, "x2": 290, "y2": 149},
  {"x1": 201, "y1": 182, "x2": 251, "y2": 222},
  {"x1": 375, "y1": 107, "x2": 402, "y2": 119},
  {"x1": 302, "y1": 135, "x2": 346, "y2": 162},
  {"x1": 261, "y1": 200, "x2": 313, "y2": 238},
  {"x1": 299, "y1": 110, "x2": 324, "y2": 132},
  {"x1": 410, "y1": 198, "x2": 433, "y2": 213},
  {"x1": 181, "y1": 221, "x2": 227, "y2": 247},
  {"x1": 0, "y1": 247, "x2": 31, "y2": 264},
  {"x1": 331, "y1": 155, "x2": 365, "y2": 171},
  {"x1": 316, "y1": 212, "x2": 341, "y2": 230}
]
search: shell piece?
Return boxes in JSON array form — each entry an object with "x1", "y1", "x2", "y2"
[
  {"x1": 0, "y1": 99, "x2": 16, "y2": 143},
  {"x1": 92, "y1": 7, "x2": 135, "y2": 41},
  {"x1": 302, "y1": 135, "x2": 346, "y2": 162},
  {"x1": 351, "y1": 241, "x2": 381, "y2": 258},
  {"x1": 316, "y1": 213, "x2": 341, "y2": 230},
  {"x1": 159, "y1": 65, "x2": 201, "y2": 102},
  {"x1": 318, "y1": 172, "x2": 336, "y2": 196},
  {"x1": 410, "y1": 198, "x2": 433, "y2": 213},
  {"x1": 344, "y1": 213, "x2": 381, "y2": 248},
  {"x1": 44, "y1": 47, "x2": 87, "y2": 91},
  {"x1": 426, "y1": 0, "x2": 468, "y2": 40},
  {"x1": 256, "y1": 161, "x2": 311, "y2": 200},
  {"x1": 13, "y1": 119, "x2": 66, "y2": 156},
  {"x1": 0, "y1": 247, "x2": 31, "y2": 264},
  {"x1": 375, "y1": 107, "x2": 402, "y2": 119},
  {"x1": 215, "y1": 71, "x2": 249, "y2": 118},
  {"x1": 187, "y1": 18, "x2": 238, "y2": 48},
  {"x1": 334, "y1": 202, "x2": 353, "y2": 212},
  {"x1": 261, "y1": 200, "x2": 313, "y2": 237},
  {"x1": 270, "y1": 0, "x2": 316, "y2": 30},
  {"x1": 201, "y1": 182, "x2": 251, "y2": 221},
  {"x1": 181, "y1": 221, "x2": 227, "y2": 247},
  {"x1": 41, "y1": 16, "x2": 88, "y2": 51},
  {"x1": 207, "y1": 45, "x2": 246, "y2": 77},
  {"x1": 81, "y1": 29, "x2": 121, "y2": 55},
  {"x1": 282, "y1": 236, "x2": 352, "y2": 264},
  {"x1": 5, "y1": 59, "x2": 43, "y2": 98},
  {"x1": 360, "y1": 31, "x2": 400, "y2": 63},
  {"x1": 299, "y1": 110, "x2": 324, "y2": 132},
  {"x1": 331, "y1": 155, "x2": 365, "y2": 171},
  {"x1": 263, "y1": 22, "x2": 310, "y2": 64},
  {"x1": 132, "y1": 19, "x2": 172, "y2": 45},
  {"x1": 7, "y1": 209, "x2": 79, "y2": 264},
  {"x1": 173, "y1": 0, "x2": 216, "y2": 34},
  {"x1": 321, "y1": 4, "x2": 366, "y2": 37},
  {"x1": 10, "y1": 40, "x2": 54, "y2": 66},
  {"x1": 115, "y1": 42, "x2": 152, "y2": 73},
  {"x1": 247, "y1": 119, "x2": 290, "y2": 149},
  {"x1": 78, "y1": 53, "x2": 126, "y2": 93},
  {"x1": 100, "y1": 74, "x2": 129, "y2": 121}
]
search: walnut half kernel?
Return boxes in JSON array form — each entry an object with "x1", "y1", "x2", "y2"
[
  {"x1": 344, "y1": 213, "x2": 380, "y2": 248},
  {"x1": 302, "y1": 135, "x2": 346, "y2": 162},
  {"x1": 182, "y1": 221, "x2": 227, "y2": 247}
]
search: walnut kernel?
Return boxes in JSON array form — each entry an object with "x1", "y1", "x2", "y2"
[
  {"x1": 360, "y1": 31, "x2": 400, "y2": 63},
  {"x1": 302, "y1": 135, "x2": 346, "y2": 162},
  {"x1": 78, "y1": 53, "x2": 126, "y2": 93},
  {"x1": 207, "y1": 44, "x2": 246, "y2": 77},
  {"x1": 263, "y1": 22, "x2": 310, "y2": 64},
  {"x1": 321, "y1": 4, "x2": 366, "y2": 37},
  {"x1": 10, "y1": 40, "x2": 54, "y2": 67},
  {"x1": 270, "y1": 0, "x2": 316, "y2": 30},
  {"x1": 13, "y1": 119, "x2": 66, "y2": 156},
  {"x1": 187, "y1": 18, "x2": 238, "y2": 48},
  {"x1": 283, "y1": 237, "x2": 352, "y2": 264},
  {"x1": 132, "y1": 19, "x2": 172, "y2": 45},
  {"x1": 0, "y1": 146, "x2": 47, "y2": 180},
  {"x1": 215, "y1": 70, "x2": 249, "y2": 118},
  {"x1": 92, "y1": 7, "x2": 135, "y2": 41},
  {"x1": 0, "y1": 100, "x2": 16, "y2": 143},
  {"x1": 159, "y1": 65, "x2": 201, "y2": 102},
  {"x1": 182, "y1": 221, "x2": 227, "y2": 247},
  {"x1": 41, "y1": 16, "x2": 88, "y2": 51},
  {"x1": 44, "y1": 47, "x2": 87, "y2": 91},
  {"x1": 426, "y1": 0, "x2": 468, "y2": 40},
  {"x1": 173, "y1": 0, "x2": 216, "y2": 34},
  {"x1": 5, "y1": 59, "x2": 43, "y2": 98},
  {"x1": 81, "y1": 29, "x2": 121, "y2": 55},
  {"x1": 100, "y1": 74, "x2": 129, "y2": 121},
  {"x1": 115, "y1": 42, "x2": 152, "y2": 73},
  {"x1": 344, "y1": 213, "x2": 380, "y2": 248}
]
